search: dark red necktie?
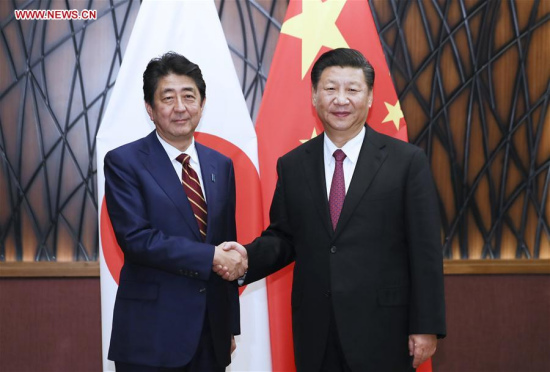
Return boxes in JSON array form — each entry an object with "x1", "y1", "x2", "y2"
[
  {"x1": 329, "y1": 149, "x2": 347, "y2": 230},
  {"x1": 176, "y1": 154, "x2": 207, "y2": 240}
]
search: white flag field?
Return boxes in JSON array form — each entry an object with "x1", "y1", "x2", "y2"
[{"x1": 96, "y1": 0, "x2": 271, "y2": 371}]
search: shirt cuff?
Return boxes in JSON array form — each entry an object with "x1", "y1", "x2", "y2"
[{"x1": 237, "y1": 271, "x2": 247, "y2": 286}]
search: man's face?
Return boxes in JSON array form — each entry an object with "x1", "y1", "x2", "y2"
[
  {"x1": 312, "y1": 66, "x2": 372, "y2": 139},
  {"x1": 145, "y1": 73, "x2": 204, "y2": 147}
]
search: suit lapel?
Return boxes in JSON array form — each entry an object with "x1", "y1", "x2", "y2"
[
  {"x1": 333, "y1": 126, "x2": 387, "y2": 240},
  {"x1": 139, "y1": 132, "x2": 202, "y2": 241},
  {"x1": 195, "y1": 142, "x2": 217, "y2": 244},
  {"x1": 302, "y1": 134, "x2": 334, "y2": 238}
]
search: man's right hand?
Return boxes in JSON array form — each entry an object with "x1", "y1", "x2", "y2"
[{"x1": 212, "y1": 242, "x2": 248, "y2": 281}]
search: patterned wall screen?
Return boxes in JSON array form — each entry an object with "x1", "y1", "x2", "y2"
[
  {"x1": 369, "y1": 0, "x2": 549, "y2": 259},
  {"x1": 0, "y1": 0, "x2": 548, "y2": 263}
]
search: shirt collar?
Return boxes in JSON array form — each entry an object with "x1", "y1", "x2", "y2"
[
  {"x1": 156, "y1": 131, "x2": 199, "y2": 163},
  {"x1": 323, "y1": 126, "x2": 365, "y2": 164}
]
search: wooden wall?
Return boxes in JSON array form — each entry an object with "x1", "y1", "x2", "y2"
[{"x1": 1, "y1": 275, "x2": 548, "y2": 372}]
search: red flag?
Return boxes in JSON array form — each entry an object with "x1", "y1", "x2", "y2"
[{"x1": 255, "y1": 0, "x2": 430, "y2": 371}]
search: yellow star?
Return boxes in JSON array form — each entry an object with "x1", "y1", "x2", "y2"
[
  {"x1": 281, "y1": 0, "x2": 349, "y2": 79},
  {"x1": 382, "y1": 100, "x2": 404, "y2": 130},
  {"x1": 300, "y1": 128, "x2": 319, "y2": 143}
]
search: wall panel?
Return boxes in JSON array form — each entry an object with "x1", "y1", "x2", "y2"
[{"x1": 1, "y1": 0, "x2": 548, "y2": 264}]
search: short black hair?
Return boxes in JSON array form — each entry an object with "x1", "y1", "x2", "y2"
[
  {"x1": 311, "y1": 48, "x2": 374, "y2": 90},
  {"x1": 143, "y1": 52, "x2": 206, "y2": 106}
]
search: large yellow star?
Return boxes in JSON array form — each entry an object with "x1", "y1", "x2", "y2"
[
  {"x1": 382, "y1": 100, "x2": 404, "y2": 130},
  {"x1": 300, "y1": 128, "x2": 319, "y2": 143},
  {"x1": 281, "y1": 0, "x2": 349, "y2": 79}
]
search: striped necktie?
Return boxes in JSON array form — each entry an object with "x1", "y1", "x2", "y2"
[{"x1": 176, "y1": 153, "x2": 207, "y2": 241}]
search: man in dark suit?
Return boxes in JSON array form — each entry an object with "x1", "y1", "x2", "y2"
[
  {"x1": 105, "y1": 52, "x2": 247, "y2": 372},
  {"x1": 219, "y1": 48, "x2": 446, "y2": 371}
]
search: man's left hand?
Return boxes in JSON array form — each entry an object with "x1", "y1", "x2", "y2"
[
  {"x1": 408, "y1": 334, "x2": 437, "y2": 368},
  {"x1": 231, "y1": 335, "x2": 236, "y2": 354}
]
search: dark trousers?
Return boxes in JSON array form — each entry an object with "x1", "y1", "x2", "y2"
[
  {"x1": 115, "y1": 317, "x2": 225, "y2": 372},
  {"x1": 320, "y1": 304, "x2": 352, "y2": 372}
]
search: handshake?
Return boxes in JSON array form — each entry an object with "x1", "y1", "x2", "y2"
[{"x1": 212, "y1": 242, "x2": 248, "y2": 281}]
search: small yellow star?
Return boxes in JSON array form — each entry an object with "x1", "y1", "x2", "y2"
[
  {"x1": 281, "y1": 0, "x2": 349, "y2": 79},
  {"x1": 382, "y1": 100, "x2": 404, "y2": 130},
  {"x1": 300, "y1": 128, "x2": 319, "y2": 143}
]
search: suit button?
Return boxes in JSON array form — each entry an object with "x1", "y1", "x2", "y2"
[
  {"x1": 178, "y1": 269, "x2": 184, "y2": 275},
  {"x1": 325, "y1": 290, "x2": 331, "y2": 298},
  {"x1": 199, "y1": 288, "x2": 206, "y2": 293},
  {"x1": 330, "y1": 246, "x2": 337, "y2": 254}
]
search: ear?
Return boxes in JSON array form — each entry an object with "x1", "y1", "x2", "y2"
[
  {"x1": 311, "y1": 87, "x2": 317, "y2": 106},
  {"x1": 145, "y1": 102, "x2": 154, "y2": 121},
  {"x1": 200, "y1": 96, "x2": 207, "y2": 110},
  {"x1": 367, "y1": 89, "x2": 374, "y2": 108}
]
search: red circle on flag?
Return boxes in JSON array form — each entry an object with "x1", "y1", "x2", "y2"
[{"x1": 100, "y1": 197, "x2": 123, "y2": 284}]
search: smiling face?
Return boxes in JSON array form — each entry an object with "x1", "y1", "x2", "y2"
[
  {"x1": 145, "y1": 73, "x2": 205, "y2": 151},
  {"x1": 312, "y1": 66, "x2": 373, "y2": 147}
]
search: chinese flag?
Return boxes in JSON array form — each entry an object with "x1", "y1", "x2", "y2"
[{"x1": 255, "y1": 1, "x2": 432, "y2": 371}]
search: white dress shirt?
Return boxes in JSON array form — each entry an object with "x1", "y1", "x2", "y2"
[
  {"x1": 156, "y1": 132, "x2": 207, "y2": 202},
  {"x1": 323, "y1": 127, "x2": 365, "y2": 199}
]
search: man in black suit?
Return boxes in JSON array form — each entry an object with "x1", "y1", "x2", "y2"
[
  {"x1": 105, "y1": 52, "x2": 247, "y2": 371},
  {"x1": 218, "y1": 48, "x2": 446, "y2": 371}
]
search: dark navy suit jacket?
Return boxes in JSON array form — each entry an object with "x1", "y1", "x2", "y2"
[{"x1": 105, "y1": 130, "x2": 239, "y2": 368}]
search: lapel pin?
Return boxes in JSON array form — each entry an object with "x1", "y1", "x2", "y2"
[{"x1": 211, "y1": 174, "x2": 215, "y2": 182}]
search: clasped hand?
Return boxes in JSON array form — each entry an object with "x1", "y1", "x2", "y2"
[{"x1": 212, "y1": 242, "x2": 248, "y2": 281}]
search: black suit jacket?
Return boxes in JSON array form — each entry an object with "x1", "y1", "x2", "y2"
[
  {"x1": 245, "y1": 126, "x2": 446, "y2": 371},
  {"x1": 105, "y1": 131, "x2": 239, "y2": 368}
]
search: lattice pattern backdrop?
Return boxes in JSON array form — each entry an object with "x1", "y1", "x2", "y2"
[
  {"x1": 370, "y1": 0, "x2": 549, "y2": 259},
  {"x1": 0, "y1": 0, "x2": 548, "y2": 262}
]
